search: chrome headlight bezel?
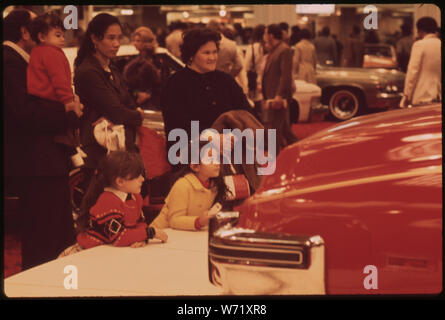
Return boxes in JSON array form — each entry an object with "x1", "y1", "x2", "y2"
[
  {"x1": 377, "y1": 83, "x2": 399, "y2": 93},
  {"x1": 208, "y1": 213, "x2": 326, "y2": 295}
]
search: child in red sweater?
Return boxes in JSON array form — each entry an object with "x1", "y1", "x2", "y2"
[
  {"x1": 27, "y1": 12, "x2": 83, "y2": 164},
  {"x1": 75, "y1": 151, "x2": 168, "y2": 249}
]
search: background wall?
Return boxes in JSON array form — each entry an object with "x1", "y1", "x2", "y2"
[{"x1": 413, "y1": 3, "x2": 441, "y2": 34}]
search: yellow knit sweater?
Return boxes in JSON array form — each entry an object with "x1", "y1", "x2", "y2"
[{"x1": 151, "y1": 173, "x2": 217, "y2": 231}]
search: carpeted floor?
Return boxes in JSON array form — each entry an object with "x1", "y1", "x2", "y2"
[
  {"x1": 3, "y1": 121, "x2": 336, "y2": 279},
  {"x1": 4, "y1": 234, "x2": 22, "y2": 279}
]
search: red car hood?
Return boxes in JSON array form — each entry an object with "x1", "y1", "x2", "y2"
[{"x1": 253, "y1": 104, "x2": 442, "y2": 201}]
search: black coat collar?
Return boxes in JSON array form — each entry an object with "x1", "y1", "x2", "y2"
[{"x1": 83, "y1": 55, "x2": 122, "y2": 93}]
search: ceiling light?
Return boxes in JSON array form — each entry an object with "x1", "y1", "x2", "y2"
[
  {"x1": 120, "y1": 9, "x2": 133, "y2": 15},
  {"x1": 296, "y1": 4, "x2": 335, "y2": 15}
]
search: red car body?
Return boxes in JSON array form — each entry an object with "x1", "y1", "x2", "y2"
[
  {"x1": 209, "y1": 104, "x2": 442, "y2": 295},
  {"x1": 363, "y1": 44, "x2": 398, "y2": 69}
]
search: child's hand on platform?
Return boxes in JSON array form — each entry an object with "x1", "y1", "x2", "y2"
[
  {"x1": 130, "y1": 241, "x2": 147, "y2": 248},
  {"x1": 153, "y1": 227, "x2": 168, "y2": 243},
  {"x1": 198, "y1": 211, "x2": 211, "y2": 228}
]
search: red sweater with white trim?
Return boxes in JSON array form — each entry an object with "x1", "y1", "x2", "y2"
[
  {"x1": 77, "y1": 192, "x2": 148, "y2": 249},
  {"x1": 27, "y1": 44, "x2": 73, "y2": 104}
]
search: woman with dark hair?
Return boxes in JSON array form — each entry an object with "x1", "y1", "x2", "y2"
[
  {"x1": 74, "y1": 13, "x2": 144, "y2": 173},
  {"x1": 161, "y1": 27, "x2": 253, "y2": 164},
  {"x1": 293, "y1": 28, "x2": 317, "y2": 84}
]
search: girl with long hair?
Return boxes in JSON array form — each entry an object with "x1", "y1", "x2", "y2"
[
  {"x1": 74, "y1": 151, "x2": 168, "y2": 250},
  {"x1": 151, "y1": 141, "x2": 229, "y2": 231}
]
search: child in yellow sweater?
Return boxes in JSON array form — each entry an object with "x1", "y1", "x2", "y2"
[{"x1": 151, "y1": 143, "x2": 229, "y2": 231}]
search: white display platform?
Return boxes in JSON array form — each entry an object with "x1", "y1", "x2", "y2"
[{"x1": 4, "y1": 229, "x2": 223, "y2": 297}]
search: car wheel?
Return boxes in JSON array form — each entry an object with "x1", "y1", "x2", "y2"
[{"x1": 328, "y1": 89, "x2": 360, "y2": 121}]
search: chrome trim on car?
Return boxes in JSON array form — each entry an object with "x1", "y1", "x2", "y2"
[
  {"x1": 209, "y1": 224, "x2": 326, "y2": 295},
  {"x1": 209, "y1": 228, "x2": 310, "y2": 269},
  {"x1": 308, "y1": 94, "x2": 328, "y2": 122},
  {"x1": 208, "y1": 211, "x2": 240, "y2": 238},
  {"x1": 376, "y1": 92, "x2": 403, "y2": 99},
  {"x1": 215, "y1": 211, "x2": 240, "y2": 220},
  {"x1": 210, "y1": 242, "x2": 305, "y2": 257},
  {"x1": 310, "y1": 102, "x2": 329, "y2": 117},
  {"x1": 142, "y1": 110, "x2": 165, "y2": 137}
]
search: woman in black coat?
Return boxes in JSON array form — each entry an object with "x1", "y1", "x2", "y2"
[
  {"x1": 161, "y1": 28, "x2": 255, "y2": 161},
  {"x1": 74, "y1": 13, "x2": 144, "y2": 170}
]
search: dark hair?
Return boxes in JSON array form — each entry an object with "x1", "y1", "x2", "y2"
[
  {"x1": 252, "y1": 24, "x2": 265, "y2": 42},
  {"x1": 365, "y1": 30, "x2": 380, "y2": 44},
  {"x1": 180, "y1": 28, "x2": 221, "y2": 64},
  {"x1": 289, "y1": 25, "x2": 301, "y2": 46},
  {"x1": 321, "y1": 26, "x2": 330, "y2": 37},
  {"x1": 76, "y1": 151, "x2": 145, "y2": 233},
  {"x1": 124, "y1": 59, "x2": 160, "y2": 92},
  {"x1": 279, "y1": 22, "x2": 289, "y2": 32},
  {"x1": 234, "y1": 23, "x2": 243, "y2": 32},
  {"x1": 416, "y1": 17, "x2": 438, "y2": 34},
  {"x1": 221, "y1": 27, "x2": 235, "y2": 40},
  {"x1": 207, "y1": 19, "x2": 222, "y2": 32},
  {"x1": 291, "y1": 25, "x2": 300, "y2": 34},
  {"x1": 172, "y1": 140, "x2": 230, "y2": 206},
  {"x1": 300, "y1": 28, "x2": 312, "y2": 40},
  {"x1": 3, "y1": 9, "x2": 33, "y2": 43},
  {"x1": 30, "y1": 12, "x2": 64, "y2": 44},
  {"x1": 401, "y1": 23, "x2": 412, "y2": 36},
  {"x1": 132, "y1": 26, "x2": 155, "y2": 41},
  {"x1": 169, "y1": 21, "x2": 187, "y2": 32},
  {"x1": 266, "y1": 24, "x2": 283, "y2": 40},
  {"x1": 74, "y1": 13, "x2": 121, "y2": 69},
  {"x1": 352, "y1": 25, "x2": 361, "y2": 35}
]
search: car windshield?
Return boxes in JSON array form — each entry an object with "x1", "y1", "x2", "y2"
[
  {"x1": 112, "y1": 52, "x2": 183, "y2": 77},
  {"x1": 364, "y1": 46, "x2": 392, "y2": 57}
]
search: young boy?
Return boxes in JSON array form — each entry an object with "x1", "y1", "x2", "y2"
[{"x1": 27, "y1": 12, "x2": 83, "y2": 165}]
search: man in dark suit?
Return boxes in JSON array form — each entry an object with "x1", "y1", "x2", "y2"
[
  {"x1": 314, "y1": 26, "x2": 338, "y2": 66},
  {"x1": 4, "y1": 9, "x2": 83, "y2": 270},
  {"x1": 344, "y1": 26, "x2": 364, "y2": 68},
  {"x1": 262, "y1": 24, "x2": 298, "y2": 152},
  {"x1": 3, "y1": 9, "x2": 36, "y2": 197}
]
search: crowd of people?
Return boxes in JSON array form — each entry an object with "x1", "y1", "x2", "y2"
[{"x1": 3, "y1": 8, "x2": 441, "y2": 270}]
